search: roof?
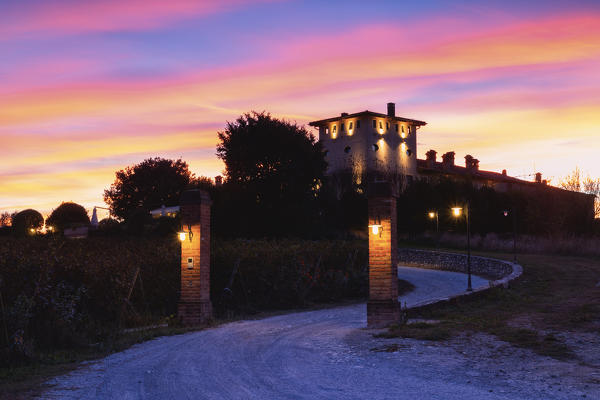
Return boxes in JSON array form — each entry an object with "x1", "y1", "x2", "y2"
[
  {"x1": 417, "y1": 159, "x2": 596, "y2": 197},
  {"x1": 417, "y1": 159, "x2": 527, "y2": 184},
  {"x1": 308, "y1": 110, "x2": 427, "y2": 127}
]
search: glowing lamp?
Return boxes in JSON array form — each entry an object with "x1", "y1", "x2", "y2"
[
  {"x1": 452, "y1": 207, "x2": 462, "y2": 217},
  {"x1": 428, "y1": 212, "x2": 435, "y2": 219},
  {"x1": 178, "y1": 224, "x2": 194, "y2": 242},
  {"x1": 368, "y1": 217, "x2": 383, "y2": 236},
  {"x1": 47, "y1": 226, "x2": 53, "y2": 232},
  {"x1": 29, "y1": 228, "x2": 35, "y2": 234},
  {"x1": 503, "y1": 210, "x2": 509, "y2": 217}
]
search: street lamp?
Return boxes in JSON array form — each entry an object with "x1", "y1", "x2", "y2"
[
  {"x1": 428, "y1": 210, "x2": 439, "y2": 246},
  {"x1": 503, "y1": 209, "x2": 517, "y2": 263},
  {"x1": 452, "y1": 204, "x2": 472, "y2": 291}
]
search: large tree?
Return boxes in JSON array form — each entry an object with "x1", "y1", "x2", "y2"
[
  {"x1": 104, "y1": 158, "x2": 194, "y2": 220},
  {"x1": 216, "y1": 111, "x2": 327, "y2": 237}
]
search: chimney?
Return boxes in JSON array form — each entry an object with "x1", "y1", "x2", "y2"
[
  {"x1": 387, "y1": 102, "x2": 395, "y2": 117},
  {"x1": 465, "y1": 155, "x2": 479, "y2": 171},
  {"x1": 502, "y1": 169, "x2": 507, "y2": 176},
  {"x1": 425, "y1": 149, "x2": 437, "y2": 168},
  {"x1": 441, "y1": 151, "x2": 455, "y2": 169},
  {"x1": 215, "y1": 175, "x2": 223, "y2": 186},
  {"x1": 535, "y1": 172, "x2": 542, "y2": 183},
  {"x1": 341, "y1": 112, "x2": 349, "y2": 117}
]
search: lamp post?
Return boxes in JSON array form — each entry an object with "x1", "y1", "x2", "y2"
[
  {"x1": 452, "y1": 204, "x2": 472, "y2": 291},
  {"x1": 428, "y1": 210, "x2": 439, "y2": 246},
  {"x1": 503, "y1": 209, "x2": 517, "y2": 263}
]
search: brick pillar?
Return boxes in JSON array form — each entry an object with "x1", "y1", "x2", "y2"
[
  {"x1": 367, "y1": 182, "x2": 399, "y2": 328},
  {"x1": 178, "y1": 189, "x2": 212, "y2": 325}
]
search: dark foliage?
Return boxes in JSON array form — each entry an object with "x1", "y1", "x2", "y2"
[
  {"x1": 0, "y1": 237, "x2": 366, "y2": 367},
  {"x1": 215, "y1": 112, "x2": 327, "y2": 238},
  {"x1": 10, "y1": 209, "x2": 43, "y2": 237},
  {"x1": 103, "y1": 158, "x2": 194, "y2": 221},
  {"x1": 46, "y1": 202, "x2": 90, "y2": 232}
]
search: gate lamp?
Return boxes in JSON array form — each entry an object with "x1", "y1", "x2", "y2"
[
  {"x1": 178, "y1": 224, "x2": 194, "y2": 242},
  {"x1": 368, "y1": 217, "x2": 383, "y2": 236}
]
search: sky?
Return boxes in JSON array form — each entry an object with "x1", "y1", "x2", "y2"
[{"x1": 1, "y1": 0, "x2": 600, "y2": 218}]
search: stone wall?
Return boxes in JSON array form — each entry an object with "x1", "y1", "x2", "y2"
[{"x1": 398, "y1": 248, "x2": 522, "y2": 294}]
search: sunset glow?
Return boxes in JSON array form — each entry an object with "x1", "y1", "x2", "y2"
[{"x1": 2, "y1": 0, "x2": 600, "y2": 215}]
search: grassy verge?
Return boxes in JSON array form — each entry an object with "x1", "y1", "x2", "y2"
[{"x1": 384, "y1": 248, "x2": 600, "y2": 360}]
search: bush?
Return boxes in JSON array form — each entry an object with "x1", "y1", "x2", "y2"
[
  {"x1": 46, "y1": 202, "x2": 90, "y2": 232},
  {"x1": 0, "y1": 237, "x2": 366, "y2": 367},
  {"x1": 11, "y1": 209, "x2": 43, "y2": 236}
]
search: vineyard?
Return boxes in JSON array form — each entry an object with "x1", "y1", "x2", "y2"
[{"x1": 0, "y1": 237, "x2": 367, "y2": 367}]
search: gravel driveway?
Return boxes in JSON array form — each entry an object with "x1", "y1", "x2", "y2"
[{"x1": 42, "y1": 266, "x2": 596, "y2": 399}]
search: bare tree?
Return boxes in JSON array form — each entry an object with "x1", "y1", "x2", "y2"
[
  {"x1": 0, "y1": 211, "x2": 12, "y2": 227},
  {"x1": 559, "y1": 167, "x2": 600, "y2": 217}
]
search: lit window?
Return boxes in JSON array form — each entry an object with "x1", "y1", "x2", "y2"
[
  {"x1": 344, "y1": 146, "x2": 351, "y2": 153},
  {"x1": 379, "y1": 121, "x2": 383, "y2": 130},
  {"x1": 326, "y1": 127, "x2": 329, "y2": 134},
  {"x1": 349, "y1": 122, "x2": 353, "y2": 130},
  {"x1": 333, "y1": 125, "x2": 337, "y2": 133},
  {"x1": 401, "y1": 125, "x2": 405, "y2": 133}
]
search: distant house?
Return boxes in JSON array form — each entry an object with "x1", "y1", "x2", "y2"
[
  {"x1": 149, "y1": 205, "x2": 180, "y2": 218},
  {"x1": 64, "y1": 226, "x2": 89, "y2": 239}
]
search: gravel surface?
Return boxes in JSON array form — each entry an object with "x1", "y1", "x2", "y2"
[{"x1": 42, "y1": 267, "x2": 598, "y2": 399}]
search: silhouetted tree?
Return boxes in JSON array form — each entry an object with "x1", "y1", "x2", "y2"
[
  {"x1": 46, "y1": 202, "x2": 90, "y2": 232},
  {"x1": 104, "y1": 158, "x2": 194, "y2": 221},
  {"x1": 11, "y1": 209, "x2": 43, "y2": 236},
  {"x1": 216, "y1": 111, "x2": 327, "y2": 237},
  {"x1": 0, "y1": 211, "x2": 13, "y2": 227}
]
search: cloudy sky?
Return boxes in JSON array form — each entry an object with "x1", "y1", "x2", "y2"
[{"x1": 1, "y1": 0, "x2": 600, "y2": 216}]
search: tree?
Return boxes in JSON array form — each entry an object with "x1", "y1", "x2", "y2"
[
  {"x1": 46, "y1": 202, "x2": 90, "y2": 232},
  {"x1": 0, "y1": 211, "x2": 12, "y2": 227},
  {"x1": 216, "y1": 111, "x2": 327, "y2": 237},
  {"x1": 559, "y1": 167, "x2": 600, "y2": 218},
  {"x1": 104, "y1": 158, "x2": 194, "y2": 221},
  {"x1": 11, "y1": 209, "x2": 44, "y2": 236}
]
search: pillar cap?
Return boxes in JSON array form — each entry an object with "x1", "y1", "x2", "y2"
[{"x1": 180, "y1": 189, "x2": 212, "y2": 206}]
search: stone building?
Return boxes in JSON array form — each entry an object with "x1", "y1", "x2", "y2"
[{"x1": 309, "y1": 103, "x2": 595, "y2": 220}]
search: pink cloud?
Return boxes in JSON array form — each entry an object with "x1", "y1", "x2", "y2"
[{"x1": 1, "y1": 0, "x2": 276, "y2": 38}]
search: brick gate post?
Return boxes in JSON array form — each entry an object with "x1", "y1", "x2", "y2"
[
  {"x1": 367, "y1": 182, "x2": 399, "y2": 328},
  {"x1": 178, "y1": 189, "x2": 212, "y2": 325}
]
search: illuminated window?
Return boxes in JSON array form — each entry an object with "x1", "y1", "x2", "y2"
[
  {"x1": 379, "y1": 121, "x2": 383, "y2": 130},
  {"x1": 326, "y1": 127, "x2": 329, "y2": 134},
  {"x1": 349, "y1": 122, "x2": 353, "y2": 130},
  {"x1": 333, "y1": 125, "x2": 337, "y2": 133},
  {"x1": 401, "y1": 125, "x2": 405, "y2": 133}
]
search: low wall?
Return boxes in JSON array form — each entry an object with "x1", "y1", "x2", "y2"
[{"x1": 397, "y1": 248, "x2": 523, "y2": 310}]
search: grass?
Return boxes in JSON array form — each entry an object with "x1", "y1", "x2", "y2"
[{"x1": 385, "y1": 247, "x2": 600, "y2": 360}]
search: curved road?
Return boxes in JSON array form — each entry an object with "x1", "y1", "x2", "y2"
[{"x1": 42, "y1": 267, "x2": 545, "y2": 400}]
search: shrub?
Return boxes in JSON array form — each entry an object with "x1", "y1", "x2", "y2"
[
  {"x1": 46, "y1": 202, "x2": 90, "y2": 232},
  {"x1": 11, "y1": 209, "x2": 43, "y2": 236}
]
